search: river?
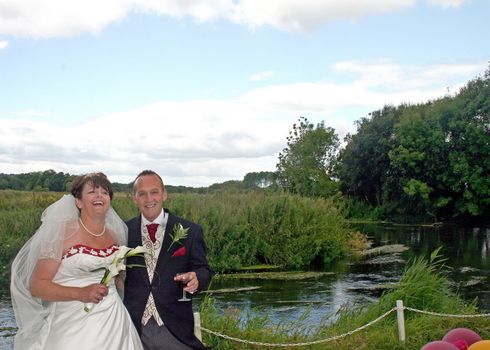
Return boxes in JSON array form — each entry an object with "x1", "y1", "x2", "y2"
[
  {"x1": 198, "y1": 223, "x2": 490, "y2": 332},
  {"x1": 1, "y1": 223, "x2": 489, "y2": 347}
]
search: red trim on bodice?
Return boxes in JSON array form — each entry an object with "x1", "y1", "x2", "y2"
[{"x1": 63, "y1": 244, "x2": 119, "y2": 259}]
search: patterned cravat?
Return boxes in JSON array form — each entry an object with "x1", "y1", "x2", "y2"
[{"x1": 146, "y1": 223, "x2": 159, "y2": 243}]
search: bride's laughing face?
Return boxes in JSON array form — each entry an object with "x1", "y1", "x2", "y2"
[
  {"x1": 76, "y1": 183, "x2": 111, "y2": 217},
  {"x1": 133, "y1": 174, "x2": 167, "y2": 222}
]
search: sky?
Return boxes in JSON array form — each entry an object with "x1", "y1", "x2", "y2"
[{"x1": 0, "y1": 0, "x2": 488, "y2": 187}]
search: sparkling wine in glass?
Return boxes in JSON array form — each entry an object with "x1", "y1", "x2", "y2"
[{"x1": 175, "y1": 273, "x2": 191, "y2": 302}]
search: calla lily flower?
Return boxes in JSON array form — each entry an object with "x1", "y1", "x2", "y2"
[
  {"x1": 114, "y1": 246, "x2": 132, "y2": 260},
  {"x1": 85, "y1": 245, "x2": 146, "y2": 312},
  {"x1": 126, "y1": 246, "x2": 148, "y2": 256}
]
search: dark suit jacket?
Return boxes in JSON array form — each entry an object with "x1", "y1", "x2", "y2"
[{"x1": 124, "y1": 209, "x2": 213, "y2": 349}]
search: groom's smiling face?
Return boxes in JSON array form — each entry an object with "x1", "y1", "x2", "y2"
[{"x1": 133, "y1": 174, "x2": 167, "y2": 222}]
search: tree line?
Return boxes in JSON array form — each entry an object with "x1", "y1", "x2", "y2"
[
  {"x1": 0, "y1": 170, "x2": 132, "y2": 193},
  {"x1": 0, "y1": 170, "x2": 265, "y2": 194}
]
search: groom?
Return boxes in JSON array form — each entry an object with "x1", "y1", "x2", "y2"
[{"x1": 124, "y1": 170, "x2": 213, "y2": 350}]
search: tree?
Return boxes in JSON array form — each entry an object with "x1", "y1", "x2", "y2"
[
  {"x1": 336, "y1": 105, "x2": 407, "y2": 205},
  {"x1": 437, "y1": 71, "x2": 490, "y2": 217},
  {"x1": 388, "y1": 71, "x2": 490, "y2": 218},
  {"x1": 276, "y1": 117, "x2": 340, "y2": 197},
  {"x1": 337, "y1": 65, "x2": 490, "y2": 220},
  {"x1": 0, "y1": 170, "x2": 75, "y2": 192},
  {"x1": 243, "y1": 171, "x2": 276, "y2": 189},
  {"x1": 387, "y1": 106, "x2": 449, "y2": 217},
  {"x1": 208, "y1": 180, "x2": 245, "y2": 192}
]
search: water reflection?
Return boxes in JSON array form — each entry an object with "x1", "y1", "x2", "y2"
[{"x1": 481, "y1": 229, "x2": 490, "y2": 261}]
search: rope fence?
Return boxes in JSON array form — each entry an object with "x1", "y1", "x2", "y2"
[{"x1": 193, "y1": 300, "x2": 490, "y2": 348}]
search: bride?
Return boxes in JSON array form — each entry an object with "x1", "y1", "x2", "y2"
[{"x1": 10, "y1": 172, "x2": 143, "y2": 350}]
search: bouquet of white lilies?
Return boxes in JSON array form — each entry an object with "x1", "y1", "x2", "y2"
[
  {"x1": 100, "y1": 246, "x2": 147, "y2": 285},
  {"x1": 84, "y1": 245, "x2": 146, "y2": 312}
]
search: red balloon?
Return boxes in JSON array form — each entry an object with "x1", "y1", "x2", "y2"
[
  {"x1": 421, "y1": 340, "x2": 460, "y2": 350},
  {"x1": 468, "y1": 340, "x2": 490, "y2": 350},
  {"x1": 443, "y1": 328, "x2": 482, "y2": 346}
]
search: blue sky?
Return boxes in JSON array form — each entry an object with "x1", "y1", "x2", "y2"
[{"x1": 0, "y1": 0, "x2": 488, "y2": 186}]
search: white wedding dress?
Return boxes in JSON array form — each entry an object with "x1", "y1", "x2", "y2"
[{"x1": 36, "y1": 244, "x2": 143, "y2": 350}]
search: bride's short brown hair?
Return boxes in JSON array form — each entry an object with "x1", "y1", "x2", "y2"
[{"x1": 71, "y1": 172, "x2": 114, "y2": 200}]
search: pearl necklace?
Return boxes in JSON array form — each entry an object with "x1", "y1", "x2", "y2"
[{"x1": 79, "y1": 217, "x2": 106, "y2": 237}]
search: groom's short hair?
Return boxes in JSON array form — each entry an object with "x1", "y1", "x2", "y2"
[{"x1": 132, "y1": 170, "x2": 165, "y2": 194}]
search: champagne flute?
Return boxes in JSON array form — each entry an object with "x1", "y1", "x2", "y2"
[{"x1": 175, "y1": 273, "x2": 191, "y2": 302}]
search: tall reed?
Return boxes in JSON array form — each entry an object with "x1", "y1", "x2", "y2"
[
  {"x1": 1, "y1": 190, "x2": 351, "y2": 289},
  {"x1": 164, "y1": 191, "x2": 350, "y2": 272},
  {"x1": 0, "y1": 191, "x2": 63, "y2": 291}
]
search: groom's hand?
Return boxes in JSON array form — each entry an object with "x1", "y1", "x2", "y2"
[
  {"x1": 174, "y1": 272, "x2": 199, "y2": 294},
  {"x1": 185, "y1": 271, "x2": 199, "y2": 294}
]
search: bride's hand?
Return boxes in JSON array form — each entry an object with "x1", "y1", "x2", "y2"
[{"x1": 80, "y1": 284, "x2": 109, "y2": 303}]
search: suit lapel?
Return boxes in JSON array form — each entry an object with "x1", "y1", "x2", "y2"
[
  {"x1": 162, "y1": 210, "x2": 175, "y2": 254},
  {"x1": 129, "y1": 217, "x2": 143, "y2": 247}
]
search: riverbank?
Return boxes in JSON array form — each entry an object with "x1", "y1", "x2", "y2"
[{"x1": 200, "y1": 252, "x2": 490, "y2": 349}]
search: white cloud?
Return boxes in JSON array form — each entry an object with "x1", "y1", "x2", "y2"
[
  {"x1": 230, "y1": 0, "x2": 416, "y2": 33},
  {"x1": 0, "y1": 0, "x2": 460, "y2": 38},
  {"x1": 0, "y1": 40, "x2": 8, "y2": 49},
  {"x1": 0, "y1": 0, "x2": 235, "y2": 38},
  {"x1": 0, "y1": 101, "x2": 293, "y2": 186},
  {"x1": 427, "y1": 0, "x2": 471, "y2": 8},
  {"x1": 331, "y1": 60, "x2": 483, "y2": 90},
  {"x1": 0, "y1": 1, "x2": 130, "y2": 38},
  {"x1": 241, "y1": 60, "x2": 485, "y2": 111},
  {"x1": 0, "y1": 60, "x2": 485, "y2": 186},
  {"x1": 249, "y1": 70, "x2": 275, "y2": 81},
  {"x1": 135, "y1": 0, "x2": 235, "y2": 22}
]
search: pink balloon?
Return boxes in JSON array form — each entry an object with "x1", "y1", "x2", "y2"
[
  {"x1": 451, "y1": 338, "x2": 469, "y2": 350},
  {"x1": 421, "y1": 340, "x2": 460, "y2": 350},
  {"x1": 468, "y1": 340, "x2": 490, "y2": 350},
  {"x1": 443, "y1": 328, "x2": 482, "y2": 346}
]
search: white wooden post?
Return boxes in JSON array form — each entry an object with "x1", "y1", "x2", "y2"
[
  {"x1": 194, "y1": 312, "x2": 202, "y2": 341},
  {"x1": 396, "y1": 300, "x2": 406, "y2": 342}
]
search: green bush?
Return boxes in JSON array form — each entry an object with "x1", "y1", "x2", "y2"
[{"x1": 164, "y1": 191, "x2": 350, "y2": 272}]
